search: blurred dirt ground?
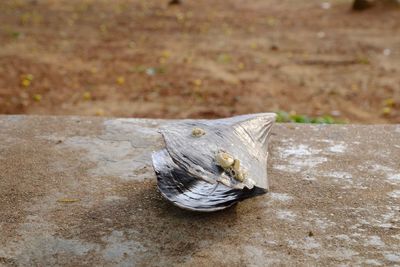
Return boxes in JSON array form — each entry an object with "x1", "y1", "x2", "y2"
[{"x1": 0, "y1": 0, "x2": 399, "y2": 123}]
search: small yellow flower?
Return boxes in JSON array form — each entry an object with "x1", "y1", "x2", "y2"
[
  {"x1": 83, "y1": 91, "x2": 91, "y2": 101},
  {"x1": 116, "y1": 76, "x2": 125, "y2": 85},
  {"x1": 26, "y1": 74, "x2": 34, "y2": 81},
  {"x1": 384, "y1": 98, "x2": 395, "y2": 107},
  {"x1": 162, "y1": 50, "x2": 171, "y2": 59},
  {"x1": 238, "y1": 62, "x2": 245, "y2": 70},
  {"x1": 357, "y1": 57, "x2": 370, "y2": 65},
  {"x1": 33, "y1": 94, "x2": 42, "y2": 102},
  {"x1": 192, "y1": 79, "x2": 202, "y2": 86},
  {"x1": 21, "y1": 79, "x2": 31, "y2": 87},
  {"x1": 382, "y1": 107, "x2": 391, "y2": 116},
  {"x1": 176, "y1": 12, "x2": 184, "y2": 22},
  {"x1": 250, "y1": 42, "x2": 258, "y2": 49},
  {"x1": 21, "y1": 74, "x2": 34, "y2": 87},
  {"x1": 95, "y1": 108, "x2": 105, "y2": 116}
]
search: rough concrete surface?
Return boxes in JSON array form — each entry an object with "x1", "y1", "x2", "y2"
[{"x1": 0, "y1": 115, "x2": 399, "y2": 267}]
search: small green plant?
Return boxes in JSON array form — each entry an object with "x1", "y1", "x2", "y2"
[
  {"x1": 275, "y1": 111, "x2": 344, "y2": 124},
  {"x1": 11, "y1": 31, "x2": 21, "y2": 39}
]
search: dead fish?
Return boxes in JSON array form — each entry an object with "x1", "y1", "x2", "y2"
[{"x1": 152, "y1": 113, "x2": 276, "y2": 212}]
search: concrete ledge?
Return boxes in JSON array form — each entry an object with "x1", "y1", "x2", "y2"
[{"x1": 0, "y1": 115, "x2": 399, "y2": 266}]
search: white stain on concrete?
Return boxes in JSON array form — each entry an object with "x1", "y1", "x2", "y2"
[
  {"x1": 388, "y1": 174, "x2": 400, "y2": 183},
  {"x1": 273, "y1": 164, "x2": 302, "y2": 173},
  {"x1": 303, "y1": 237, "x2": 321, "y2": 250},
  {"x1": 364, "y1": 259, "x2": 382, "y2": 266},
  {"x1": 365, "y1": 164, "x2": 400, "y2": 185},
  {"x1": 382, "y1": 209, "x2": 396, "y2": 222},
  {"x1": 275, "y1": 143, "x2": 328, "y2": 174},
  {"x1": 323, "y1": 171, "x2": 352, "y2": 180},
  {"x1": 270, "y1": 193, "x2": 293, "y2": 202},
  {"x1": 370, "y1": 164, "x2": 394, "y2": 173},
  {"x1": 365, "y1": 236, "x2": 385, "y2": 247},
  {"x1": 287, "y1": 237, "x2": 320, "y2": 251},
  {"x1": 377, "y1": 223, "x2": 393, "y2": 229},
  {"x1": 384, "y1": 252, "x2": 400, "y2": 263},
  {"x1": 314, "y1": 218, "x2": 336, "y2": 230},
  {"x1": 335, "y1": 234, "x2": 351, "y2": 242},
  {"x1": 299, "y1": 157, "x2": 328, "y2": 168},
  {"x1": 328, "y1": 248, "x2": 358, "y2": 261},
  {"x1": 104, "y1": 195, "x2": 128, "y2": 202},
  {"x1": 274, "y1": 157, "x2": 327, "y2": 173},
  {"x1": 279, "y1": 144, "x2": 319, "y2": 157},
  {"x1": 328, "y1": 143, "x2": 347, "y2": 153},
  {"x1": 302, "y1": 247, "x2": 359, "y2": 262},
  {"x1": 306, "y1": 211, "x2": 336, "y2": 230},
  {"x1": 276, "y1": 210, "x2": 296, "y2": 221}
]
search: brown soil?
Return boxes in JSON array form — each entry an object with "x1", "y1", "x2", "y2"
[{"x1": 0, "y1": 0, "x2": 399, "y2": 123}]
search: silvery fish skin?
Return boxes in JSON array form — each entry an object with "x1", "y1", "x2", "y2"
[{"x1": 152, "y1": 113, "x2": 276, "y2": 212}]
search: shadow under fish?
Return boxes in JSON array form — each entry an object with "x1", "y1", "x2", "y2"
[{"x1": 152, "y1": 113, "x2": 276, "y2": 212}]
